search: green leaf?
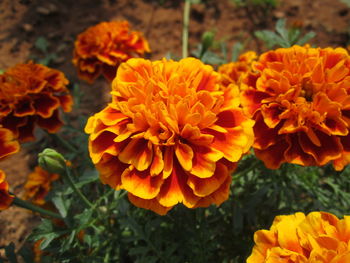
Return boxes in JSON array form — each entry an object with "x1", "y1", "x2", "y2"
[
  {"x1": 231, "y1": 42, "x2": 244, "y2": 62},
  {"x1": 74, "y1": 209, "x2": 93, "y2": 226},
  {"x1": 52, "y1": 192, "x2": 71, "y2": 218},
  {"x1": 40, "y1": 232, "x2": 60, "y2": 250},
  {"x1": 78, "y1": 169, "x2": 99, "y2": 186},
  {"x1": 35, "y1": 37, "x2": 49, "y2": 53},
  {"x1": 61, "y1": 230, "x2": 77, "y2": 251},
  {"x1": 296, "y1": 31, "x2": 316, "y2": 45},
  {"x1": 275, "y1": 18, "x2": 288, "y2": 41}
]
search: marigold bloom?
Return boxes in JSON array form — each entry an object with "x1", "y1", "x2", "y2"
[
  {"x1": 0, "y1": 62, "x2": 73, "y2": 142},
  {"x1": 0, "y1": 170, "x2": 14, "y2": 210},
  {"x1": 73, "y1": 21, "x2": 151, "y2": 83},
  {"x1": 23, "y1": 166, "x2": 59, "y2": 205},
  {"x1": 0, "y1": 126, "x2": 19, "y2": 159},
  {"x1": 241, "y1": 45, "x2": 350, "y2": 170},
  {"x1": 247, "y1": 211, "x2": 350, "y2": 263},
  {"x1": 85, "y1": 57, "x2": 254, "y2": 215},
  {"x1": 218, "y1": 51, "x2": 257, "y2": 87}
]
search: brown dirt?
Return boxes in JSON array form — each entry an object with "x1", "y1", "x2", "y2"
[{"x1": 1, "y1": 0, "x2": 350, "y2": 253}]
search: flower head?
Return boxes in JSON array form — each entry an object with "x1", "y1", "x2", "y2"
[
  {"x1": 0, "y1": 170, "x2": 14, "y2": 210},
  {"x1": 0, "y1": 62, "x2": 73, "y2": 142},
  {"x1": 23, "y1": 166, "x2": 59, "y2": 205},
  {"x1": 241, "y1": 45, "x2": 350, "y2": 170},
  {"x1": 73, "y1": 21, "x2": 151, "y2": 83},
  {"x1": 218, "y1": 51, "x2": 257, "y2": 88},
  {"x1": 247, "y1": 211, "x2": 350, "y2": 263},
  {"x1": 85, "y1": 57, "x2": 254, "y2": 214}
]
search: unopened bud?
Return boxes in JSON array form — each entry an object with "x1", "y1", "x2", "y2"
[{"x1": 38, "y1": 148, "x2": 66, "y2": 175}]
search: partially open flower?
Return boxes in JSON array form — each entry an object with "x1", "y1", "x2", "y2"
[
  {"x1": 0, "y1": 126, "x2": 19, "y2": 159},
  {"x1": 218, "y1": 51, "x2": 257, "y2": 88},
  {"x1": 0, "y1": 170, "x2": 14, "y2": 210},
  {"x1": 23, "y1": 166, "x2": 60, "y2": 205},
  {"x1": 73, "y1": 21, "x2": 151, "y2": 83},
  {"x1": 0, "y1": 62, "x2": 73, "y2": 142},
  {"x1": 241, "y1": 45, "x2": 350, "y2": 170},
  {"x1": 85, "y1": 57, "x2": 254, "y2": 215},
  {"x1": 247, "y1": 211, "x2": 350, "y2": 263}
]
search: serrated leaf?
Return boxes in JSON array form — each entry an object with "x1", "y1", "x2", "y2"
[
  {"x1": 78, "y1": 169, "x2": 99, "y2": 185},
  {"x1": 74, "y1": 209, "x2": 93, "y2": 226},
  {"x1": 52, "y1": 192, "x2": 71, "y2": 218},
  {"x1": 83, "y1": 234, "x2": 92, "y2": 247},
  {"x1": 275, "y1": 18, "x2": 288, "y2": 40},
  {"x1": 296, "y1": 31, "x2": 316, "y2": 46},
  {"x1": 201, "y1": 51, "x2": 225, "y2": 65},
  {"x1": 40, "y1": 233, "x2": 60, "y2": 250}
]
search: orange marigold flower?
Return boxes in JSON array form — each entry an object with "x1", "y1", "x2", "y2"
[
  {"x1": 0, "y1": 126, "x2": 19, "y2": 159},
  {"x1": 0, "y1": 62, "x2": 73, "y2": 142},
  {"x1": 0, "y1": 169, "x2": 14, "y2": 210},
  {"x1": 218, "y1": 51, "x2": 257, "y2": 87},
  {"x1": 247, "y1": 211, "x2": 350, "y2": 263},
  {"x1": 85, "y1": 57, "x2": 254, "y2": 215},
  {"x1": 241, "y1": 45, "x2": 350, "y2": 170},
  {"x1": 73, "y1": 21, "x2": 151, "y2": 83},
  {"x1": 23, "y1": 166, "x2": 59, "y2": 205}
]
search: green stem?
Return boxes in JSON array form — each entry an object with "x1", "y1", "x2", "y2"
[
  {"x1": 182, "y1": 0, "x2": 191, "y2": 58},
  {"x1": 65, "y1": 167, "x2": 93, "y2": 208},
  {"x1": 13, "y1": 197, "x2": 62, "y2": 219}
]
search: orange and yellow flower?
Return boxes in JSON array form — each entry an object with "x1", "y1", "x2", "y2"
[
  {"x1": 73, "y1": 21, "x2": 151, "y2": 83},
  {"x1": 218, "y1": 51, "x2": 257, "y2": 88},
  {"x1": 241, "y1": 45, "x2": 350, "y2": 170},
  {"x1": 0, "y1": 126, "x2": 19, "y2": 159},
  {"x1": 23, "y1": 166, "x2": 60, "y2": 205},
  {"x1": 0, "y1": 170, "x2": 14, "y2": 210},
  {"x1": 247, "y1": 211, "x2": 350, "y2": 263},
  {"x1": 85, "y1": 57, "x2": 254, "y2": 215},
  {"x1": 0, "y1": 62, "x2": 73, "y2": 142}
]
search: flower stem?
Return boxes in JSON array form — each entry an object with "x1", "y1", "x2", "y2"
[
  {"x1": 65, "y1": 167, "x2": 93, "y2": 208},
  {"x1": 182, "y1": 0, "x2": 191, "y2": 58},
  {"x1": 13, "y1": 197, "x2": 62, "y2": 219}
]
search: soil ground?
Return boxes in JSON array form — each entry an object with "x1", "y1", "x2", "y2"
[{"x1": 1, "y1": 0, "x2": 350, "y2": 254}]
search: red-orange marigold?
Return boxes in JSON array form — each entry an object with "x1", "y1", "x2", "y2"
[
  {"x1": 73, "y1": 21, "x2": 151, "y2": 83},
  {"x1": 241, "y1": 45, "x2": 350, "y2": 170},
  {"x1": 0, "y1": 170, "x2": 14, "y2": 210},
  {"x1": 0, "y1": 62, "x2": 73, "y2": 142},
  {"x1": 218, "y1": 51, "x2": 257, "y2": 87},
  {"x1": 247, "y1": 211, "x2": 350, "y2": 263},
  {"x1": 23, "y1": 166, "x2": 60, "y2": 205},
  {"x1": 85, "y1": 57, "x2": 254, "y2": 215}
]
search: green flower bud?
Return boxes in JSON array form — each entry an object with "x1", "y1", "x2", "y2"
[
  {"x1": 38, "y1": 148, "x2": 66, "y2": 175},
  {"x1": 201, "y1": 31, "x2": 215, "y2": 53}
]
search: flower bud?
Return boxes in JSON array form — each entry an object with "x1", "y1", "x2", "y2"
[
  {"x1": 201, "y1": 31, "x2": 215, "y2": 53},
  {"x1": 38, "y1": 148, "x2": 66, "y2": 175}
]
